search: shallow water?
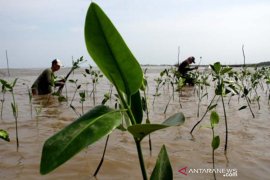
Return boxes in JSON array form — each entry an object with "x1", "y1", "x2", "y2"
[{"x1": 0, "y1": 67, "x2": 270, "y2": 180}]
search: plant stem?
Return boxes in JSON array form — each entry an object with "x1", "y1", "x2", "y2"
[
  {"x1": 221, "y1": 96, "x2": 228, "y2": 154},
  {"x1": 164, "y1": 95, "x2": 172, "y2": 114},
  {"x1": 143, "y1": 89, "x2": 152, "y2": 153},
  {"x1": 242, "y1": 89, "x2": 255, "y2": 118},
  {"x1": 94, "y1": 135, "x2": 110, "y2": 177},
  {"x1": 211, "y1": 126, "x2": 217, "y2": 180},
  {"x1": 116, "y1": 89, "x2": 136, "y2": 125},
  {"x1": 0, "y1": 93, "x2": 4, "y2": 119},
  {"x1": 254, "y1": 89, "x2": 260, "y2": 110},
  {"x1": 212, "y1": 148, "x2": 217, "y2": 180},
  {"x1": 197, "y1": 84, "x2": 201, "y2": 117},
  {"x1": 11, "y1": 92, "x2": 19, "y2": 150},
  {"x1": 190, "y1": 95, "x2": 216, "y2": 134},
  {"x1": 178, "y1": 91, "x2": 182, "y2": 108},
  {"x1": 135, "y1": 139, "x2": 147, "y2": 180},
  {"x1": 114, "y1": 81, "x2": 147, "y2": 179}
]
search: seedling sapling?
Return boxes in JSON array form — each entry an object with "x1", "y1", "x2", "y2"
[{"x1": 40, "y1": 3, "x2": 185, "y2": 180}]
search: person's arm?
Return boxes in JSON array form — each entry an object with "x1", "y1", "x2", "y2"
[
  {"x1": 185, "y1": 66, "x2": 198, "y2": 71},
  {"x1": 54, "y1": 79, "x2": 65, "y2": 87}
]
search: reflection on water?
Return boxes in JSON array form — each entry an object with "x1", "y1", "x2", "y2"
[{"x1": 0, "y1": 67, "x2": 270, "y2": 180}]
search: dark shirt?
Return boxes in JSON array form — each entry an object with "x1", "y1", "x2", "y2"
[
  {"x1": 31, "y1": 68, "x2": 55, "y2": 95},
  {"x1": 178, "y1": 61, "x2": 193, "y2": 75}
]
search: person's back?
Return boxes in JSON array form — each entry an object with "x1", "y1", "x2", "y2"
[
  {"x1": 32, "y1": 68, "x2": 54, "y2": 95},
  {"x1": 177, "y1": 56, "x2": 198, "y2": 85},
  {"x1": 31, "y1": 59, "x2": 64, "y2": 95},
  {"x1": 178, "y1": 60, "x2": 190, "y2": 75}
]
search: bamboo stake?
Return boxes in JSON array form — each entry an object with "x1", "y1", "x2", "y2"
[{"x1": 5, "y1": 50, "x2": 10, "y2": 77}]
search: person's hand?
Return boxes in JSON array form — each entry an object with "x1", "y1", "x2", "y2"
[
  {"x1": 32, "y1": 88, "x2": 37, "y2": 95},
  {"x1": 59, "y1": 79, "x2": 66, "y2": 83}
]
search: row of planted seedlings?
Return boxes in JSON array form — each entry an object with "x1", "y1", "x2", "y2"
[
  {"x1": 0, "y1": 57, "x2": 107, "y2": 152},
  {"x1": 0, "y1": 75, "x2": 62, "y2": 149},
  {"x1": 154, "y1": 63, "x2": 270, "y2": 121},
  {"x1": 148, "y1": 62, "x2": 270, "y2": 179},
  {"x1": 191, "y1": 63, "x2": 270, "y2": 179},
  {"x1": 151, "y1": 66, "x2": 186, "y2": 114},
  {"x1": 56, "y1": 58, "x2": 270, "y2": 180},
  {"x1": 56, "y1": 59, "x2": 107, "y2": 116},
  {"x1": 2, "y1": 2, "x2": 269, "y2": 179}
]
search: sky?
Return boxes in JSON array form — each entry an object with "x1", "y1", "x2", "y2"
[{"x1": 1, "y1": 0, "x2": 270, "y2": 68}]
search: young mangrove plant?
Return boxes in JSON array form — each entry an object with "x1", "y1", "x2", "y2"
[
  {"x1": 56, "y1": 56, "x2": 85, "y2": 96},
  {"x1": 79, "y1": 90, "x2": 86, "y2": 114},
  {"x1": 237, "y1": 69, "x2": 255, "y2": 118},
  {"x1": 210, "y1": 111, "x2": 220, "y2": 180},
  {"x1": 40, "y1": 3, "x2": 185, "y2": 179},
  {"x1": 152, "y1": 77, "x2": 163, "y2": 106},
  {"x1": 68, "y1": 79, "x2": 81, "y2": 116},
  {"x1": 0, "y1": 80, "x2": 7, "y2": 120},
  {"x1": 0, "y1": 78, "x2": 19, "y2": 150},
  {"x1": 195, "y1": 72, "x2": 210, "y2": 117},
  {"x1": 190, "y1": 62, "x2": 232, "y2": 154},
  {"x1": 23, "y1": 83, "x2": 33, "y2": 118},
  {"x1": 250, "y1": 68, "x2": 262, "y2": 110},
  {"x1": 163, "y1": 67, "x2": 181, "y2": 114},
  {"x1": 175, "y1": 76, "x2": 185, "y2": 108},
  {"x1": 210, "y1": 62, "x2": 231, "y2": 154},
  {"x1": 84, "y1": 65, "x2": 103, "y2": 106}
]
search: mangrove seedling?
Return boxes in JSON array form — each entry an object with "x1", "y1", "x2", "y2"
[
  {"x1": 210, "y1": 111, "x2": 220, "y2": 180},
  {"x1": 40, "y1": 3, "x2": 185, "y2": 180},
  {"x1": 68, "y1": 79, "x2": 81, "y2": 116},
  {"x1": 210, "y1": 62, "x2": 231, "y2": 154},
  {"x1": 79, "y1": 90, "x2": 86, "y2": 114},
  {"x1": 0, "y1": 78, "x2": 19, "y2": 150},
  {"x1": 190, "y1": 62, "x2": 232, "y2": 154},
  {"x1": 23, "y1": 83, "x2": 33, "y2": 118},
  {"x1": 57, "y1": 56, "x2": 85, "y2": 95},
  {"x1": 84, "y1": 65, "x2": 103, "y2": 106},
  {"x1": 0, "y1": 80, "x2": 7, "y2": 119},
  {"x1": 194, "y1": 72, "x2": 210, "y2": 117}
]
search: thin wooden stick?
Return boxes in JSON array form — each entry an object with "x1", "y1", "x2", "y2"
[
  {"x1": 242, "y1": 44, "x2": 246, "y2": 67},
  {"x1": 5, "y1": 50, "x2": 10, "y2": 77}
]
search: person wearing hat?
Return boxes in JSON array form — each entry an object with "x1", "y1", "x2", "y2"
[
  {"x1": 177, "y1": 56, "x2": 198, "y2": 85},
  {"x1": 31, "y1": 59, "x2": 65, "y2": 95}
]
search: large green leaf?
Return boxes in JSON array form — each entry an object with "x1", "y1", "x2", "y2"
[
  {"x1": 150, "y1": 145, "x2": 172, "y2": 180},
  {"x1": 85, "y1": 3, "x2": 143, "y2": 97},
  {"x1": 127, "y1": 112, "x2": 185, "y2": 141},
  {"x1": 40, "y1": 105, "x2": 122, "y2": 174}
]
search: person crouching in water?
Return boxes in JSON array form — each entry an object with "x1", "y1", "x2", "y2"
[
  {"x1": 31, "y1": 59, "x2": 65, "y2": 95},
  {"x1": 177, "y1": 56, "x2": 198, "y2": 85}
]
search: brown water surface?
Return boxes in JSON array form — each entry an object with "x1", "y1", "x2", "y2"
[{"x1": 0, "y1": 67, "x2": 269, "y2": 180}]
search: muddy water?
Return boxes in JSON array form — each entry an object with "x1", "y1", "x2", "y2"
[{"x1": 0, "y1": 67, "x2": 269, "y2": 180}]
